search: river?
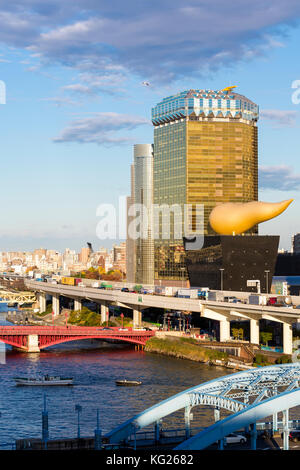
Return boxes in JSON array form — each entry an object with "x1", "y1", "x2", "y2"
[{"x1": 0, "y1": 311, "x2": 236, "y2": 449}]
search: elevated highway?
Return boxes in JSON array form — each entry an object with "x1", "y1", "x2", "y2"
[{"x1": 25, "y1": 280, "x2": 300, "y2": 354}]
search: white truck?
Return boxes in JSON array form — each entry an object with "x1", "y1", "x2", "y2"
[
  {"x1": 248, "y1": 294, "x2": 267, "y2": 306},
  {"x1": 207, "y1": 291, "x2": 224, "y2": 302}
]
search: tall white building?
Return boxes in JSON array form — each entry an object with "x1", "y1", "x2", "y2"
[{"x1": 133, "y1": 144, "x2": 154, "y2": 284}]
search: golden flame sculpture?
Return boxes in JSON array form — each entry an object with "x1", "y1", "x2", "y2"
[{"x1": 209, "y1": 199, "x2": 293, "y2": 235}]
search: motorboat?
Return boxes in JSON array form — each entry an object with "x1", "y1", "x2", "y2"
[
  {"x1": 115, "y1": 379, "x2": 142, "y2": 386},
  {"x1": 14, "y1": 375, "x2": 74, "y2": 386}
]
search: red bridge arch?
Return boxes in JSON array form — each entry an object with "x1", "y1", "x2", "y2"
[{"x1": 0, "y1": 326, "x2": 155, "y2": 352}]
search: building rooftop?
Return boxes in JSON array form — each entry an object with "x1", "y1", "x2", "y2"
[{"x1": 152, "y1": 88, "x2": 259, "y2": 125}]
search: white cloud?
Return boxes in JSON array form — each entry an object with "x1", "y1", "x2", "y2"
[
  {"x1": 0, "y1": 1, "x2": 299, "y2": 83},
  {"x1": 53, "y1": 112, "x2": 150, "y2": 145},
  {"x1": 260, "y1": 109, "x2": 297, "y2": 127},
  {"x1": 259, "y1": 165, "x2": 300, "y2": 190}
]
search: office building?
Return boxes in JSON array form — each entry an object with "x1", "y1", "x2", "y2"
[
  {"x1": 152, "y1": 88, "x2": 259, "y2": 284},
  {"x1": 113, "y1": 242, "x2": 126, "y2": 274},
  {"x1": 292, "y1": 233, "x2": 300, "y2": 254},
  {"x1": 126, "y1": 164, "x2": 136, "y2": 282},
  {"x1": 134, "y1": 144, "x2": 154, "y2": 285}
]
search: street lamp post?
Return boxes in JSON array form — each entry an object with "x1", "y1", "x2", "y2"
[
  {"x1": 75, "y1": 404, "x2": 82, "y2": 439},
  {"x1": 219, "y1": 268, "x2": 224, "y2": 291},
  {"x1": 265, "y1": 270, "x2": 270, "y2": 294}
]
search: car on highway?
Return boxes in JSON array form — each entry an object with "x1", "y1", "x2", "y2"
[
  {"x1": 224, "y1": 433, "x2": 247, "y2": 445},
  {"x1": 121, "y1": 287, "x2": 129, "y2": 292},
  {"x1": 224, "y1": 296, "x2": 239, "y2": 303}
]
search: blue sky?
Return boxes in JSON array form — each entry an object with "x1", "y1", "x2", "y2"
[{"x1": 0, "y1": 0, "x2": 300, "y2": 252}]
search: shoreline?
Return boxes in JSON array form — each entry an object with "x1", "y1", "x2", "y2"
[{"x1": 145, "y1": 336, "x2": 255, "y2": 371}]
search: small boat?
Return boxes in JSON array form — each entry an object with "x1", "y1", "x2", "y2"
[
  {"x1": 14, "y1": 375, "x2": 74, "y2": 386},
  {"x1": 115, "y1": 379, "x2": 142, "y2": 386}
]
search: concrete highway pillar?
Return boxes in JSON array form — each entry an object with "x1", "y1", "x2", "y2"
[
  {"x1": 38, "y1": 293, "x2": 46, "y2": 314},
  {"x1": 52, "y1": 294, "x2": 60, "y2": 316},
  {"x1": 283, "y1": 322, "x2": 293, "y2": 355},
  {"x1": 250, "y1": 318, "x2": 260, "y2": 345},
  {"x1": 133, "y1": 308, "x2": 142, "y2": 329},
  {"x1": 74, "y1": 298, "x2": 82, "y2": 311},
  {"x1": 219, "y1": 318, "x2": 230, "y2": 342},
  {"x1": 101, "y1": 304, "x2": 108, "y2": 324},
  {"x1": 27, "y1": 334, "x2": 40, "y2": 353}
]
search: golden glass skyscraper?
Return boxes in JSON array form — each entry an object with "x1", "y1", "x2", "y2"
[{"x1": 152, "y1": 88, "x2": 259, "y2": 284}]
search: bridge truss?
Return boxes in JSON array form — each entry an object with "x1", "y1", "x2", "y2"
[
  {"x1": 0, "y1": 290, "x2": 36, "y2": 304},
  {"x1": 106, "y1": 364, "x2": 300, "y2": 450}
]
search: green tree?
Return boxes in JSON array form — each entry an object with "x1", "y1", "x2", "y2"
[{"x1": 260, "y1": 331, "x2": 273, "y2": 347}]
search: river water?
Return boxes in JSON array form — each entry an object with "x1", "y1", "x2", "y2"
[{"x1": 0, "y1": 312, "x2": 235, "y2": 448}]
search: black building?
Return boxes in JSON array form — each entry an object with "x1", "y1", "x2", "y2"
[
  {"x1": 275, "y1": 253, "x2": 300, "y2": 276},
  {"x1": 184, "y1": 235, "x2": 279, "y2": 293}
]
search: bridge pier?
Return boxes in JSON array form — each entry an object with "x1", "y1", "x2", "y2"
[
  {"x1": 283, "y1": 322, "x2": 293, "y2": 355},
  {"x1": 219, "y1": 318, "x2": 230, "y2": 342},
  {"x1": 38, "y1": 293, "x2": 46, "y2": 314},
  {"x1": 52, "y1": 294, "x2": 60, "y2": 316},
  {"x1": 133, "y1": 308, "x2": 142, "y2": 329},
  {"x1": 250, "y1": 318, "x2": 260, "y2": 345},
  {"x1": 101, "y1": 303, "x2": 109, "y2": 324},
  {"x1": 27, "y1": 334, "x2": 40, "y2": 353},
  {"x1": 74, "y1": 298, "x2": 82, "y2": 311}
]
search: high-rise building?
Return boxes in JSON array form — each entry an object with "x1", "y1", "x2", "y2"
[
  {"x1": 292, "y1": 234, "x2": 300, "y2": 254},
  {"x1": 126, "y1": 164, "x2": 136, "y2": 282},
  {"x1": 79, "y1": 247, "x2": 90, "y2": 266},
  {"x1": 152, "y1": 88, "x2": 259, "y2": 284},
  {"x1": 133, "y1": 144, "x2": 154, "y2": 285},
  {"x1": 112, "y1": 242, "x2": 126, "y2": 274}
]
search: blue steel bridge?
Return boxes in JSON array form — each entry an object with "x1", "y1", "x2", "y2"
[{"x1": 106, "y1": 363, "x2": 300, "y2": 451}]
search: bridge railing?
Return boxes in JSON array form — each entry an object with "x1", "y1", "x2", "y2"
[
  {"x1": 129, "y1": 426, "x2": 205, "y2": 442},
  {"x1": 0, "y1": 326, "x2": 155, "y2": 339}
]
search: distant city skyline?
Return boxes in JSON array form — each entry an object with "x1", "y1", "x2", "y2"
[
  {"x1": 0, "y1": 2, "x2": 299, "y2": 251},
  {"x1": 0, "y1": 242, "x2": 126, "y2": 275}
]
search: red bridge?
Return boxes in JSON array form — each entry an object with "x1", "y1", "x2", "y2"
[{"x1": 0, "y1": 326, "x2": 155, "y2": 352}]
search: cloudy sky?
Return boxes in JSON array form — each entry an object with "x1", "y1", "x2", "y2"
[{"x1": 0, "y1": 0, "x2": 300, "y2": 251}]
